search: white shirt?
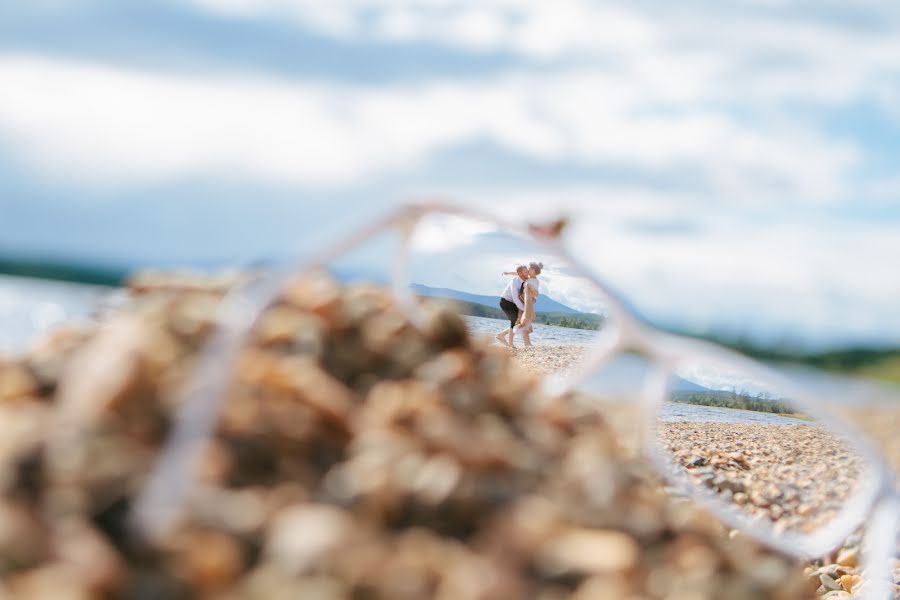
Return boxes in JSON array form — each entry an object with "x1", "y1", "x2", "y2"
[{"x1": 501, "y1": 276, "x2": 527, "y2": 311}]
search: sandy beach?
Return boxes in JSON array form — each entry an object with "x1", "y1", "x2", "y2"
[{"x1": 509, "y1": 344, "x2": 588, "y2": 375}]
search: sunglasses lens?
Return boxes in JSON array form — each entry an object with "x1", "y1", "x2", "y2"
[
  {"x1": 651, "y1": 358, "x2": 873, "y2": 542},
  {"x1": 404, "y1": 212, "x2": 618, "y2": 377}
]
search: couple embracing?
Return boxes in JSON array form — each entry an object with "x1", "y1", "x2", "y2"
[{"x1": 496, "y1": 261, "x2": 543, "y2": 348}]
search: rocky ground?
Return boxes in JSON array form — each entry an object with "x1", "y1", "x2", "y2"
[
  {"x1": 508, "y1": 344, "x2": 900, "y2": 599},
  {"x1": 657, "y1": 420, "x2": 898, "y2": 599},
  {"x1": 0, "y1": 272, "x2": 824, "y2": 599},
  {"x1": 658, "y1": 422, "x2": 865, "y2": 535},
  {"x1": 0, "y1": 274, "x2": 894, "y2": 598}
]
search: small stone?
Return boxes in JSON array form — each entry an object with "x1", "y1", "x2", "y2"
[
  {"x1": 820, "y1": 573, "x2": 842, "y2": 591},
  {"x1": 179, "y1": 530, "x2": 244, "y2": 593},
  {"x1": 537, "y1": 529, "x2": 639, "y2": 575},
  {"x1": 839, "y1": 574, "x2": 860, "y2": 593},
  {"x1": 0, "y1": 363, "x2": 37, "y2": 401},
  {"x1": 9, "y1": 565, "x2": 91, "y2": 600},
  {"x1": 53, "y1": 519, "x2": 125, "y2": 596},
  {"x1": 718, "y1": 478, "x2": 745, "y2": 494},
  {"x1": 55, "y1": 315, "x2": 148, "y2": 422},
  {"x1": 688, "y1": 455, "x2": 706, "y2": 467},
  {"x1": 815, "y1": 565, "x2": 842, "y2": 578},
  {"x1": 411, "y1": 453, "x2": 462, "y2": 505},
  {"x1": 836, "y1": 547, "x2": 858, "y2": 568},
  {"x1": 265, "y1": 504, "x2": 352, "y2": 575}
]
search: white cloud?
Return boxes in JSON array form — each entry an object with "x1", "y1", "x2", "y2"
[
  {"x1": 0, "y1": 55, "x2": 858, "y2": 202},
  {"x1": 409, "y1": 214, "x2": 498, "y2": 253},
  {"x1": 434, "y1": 185, "x2": 900, "y2": 346},
  {"x1": 185, "y1": 0, "x2": 900, "y2": 101},
  {"x1": 189, "y1": 0, "x2": 657, "y2": 58}
]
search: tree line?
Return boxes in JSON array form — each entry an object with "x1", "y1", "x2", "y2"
[
  {"x1": 672, "y1": 391, "x2": 796, "y2": 415},
  {"x1": 437, "y1": 298, "x2": 603, "y2": 331}
]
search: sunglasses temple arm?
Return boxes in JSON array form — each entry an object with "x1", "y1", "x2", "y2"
[
  {"x1": 132, "y1": 207, "x2": 414, "y2": 541},
  {"x1": 389, "y1": 216, "x2": 421, "y2": 324},
  {"x1": 860, "y1": 493, "x2": 899, "y2": 600},
  {"x1": 296, "y1": 207, "x2": 416, "y2": 273},
  {"x1": 130, "y1": 276, "x2": 283, "y2": 541}
]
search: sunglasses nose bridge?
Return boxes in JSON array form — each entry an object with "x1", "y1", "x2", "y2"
[{"x1": 608, "y1": 313, "x2": 664, "y2": 363}]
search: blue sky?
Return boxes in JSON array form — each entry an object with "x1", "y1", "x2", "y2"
[{"x1": 1, "y1": 1, "x2": 899, "y2": 348}]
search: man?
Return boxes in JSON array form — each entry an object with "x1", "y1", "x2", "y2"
[{"x1": 496, "y1": 265, "x2": 528, "y2": 348}]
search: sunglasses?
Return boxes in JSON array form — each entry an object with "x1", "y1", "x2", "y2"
[{"x1": 133, "y1": 200, "x2": 899, "y2": 599}]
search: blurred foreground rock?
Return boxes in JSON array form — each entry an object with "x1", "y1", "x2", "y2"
[{"x1": 0, "y1": 272, "x2": 817, "y2": 599}]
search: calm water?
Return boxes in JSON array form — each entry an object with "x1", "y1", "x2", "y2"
[
  {"x1": 463, "y1": 315, "x2": 601, "y2": 345},
  {"x1": 659, "y1": 402, "x2": 812, "y2": 425},
  {"x1": 0, "y1": 275, "x2": 115, "y2": 353}
]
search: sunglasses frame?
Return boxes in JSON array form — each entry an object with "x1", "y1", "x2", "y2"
[{"x1": 132, "y1": 200, "x2": 898, "y2": 599}]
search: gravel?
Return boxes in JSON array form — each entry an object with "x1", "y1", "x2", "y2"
[{"x1": 0, "y1": 272, "x2": 891, "y2": 598}]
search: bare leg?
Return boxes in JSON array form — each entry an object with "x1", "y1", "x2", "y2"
[
  {"x1": 508, "y1": 327, "x2": 517, "y2": 348},
  {"x1": 495, "y1": 328, "x2": 510, "y2": 347},
  {"x1": 522, "y1": 329, "x2": 532, "y2": 346}
]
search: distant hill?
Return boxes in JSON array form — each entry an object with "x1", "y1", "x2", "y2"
[
  {"x1": 412, "y1": 283, "x2": 582, "y2": 314},
  {"x1": 0, "y1": 255, "x2": 124, "y2": 287},
  {"x1": 670, "y1": 377, "x2": 795, "y2": 414}
]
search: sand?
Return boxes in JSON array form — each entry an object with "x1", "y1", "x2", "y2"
[{"x1": 507, "y1": 344, "x2": 588, "y2": 375}]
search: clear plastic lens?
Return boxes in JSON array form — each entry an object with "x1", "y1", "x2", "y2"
[
  {"x1": 652, "y1": 359, "x2": 870, "y2": 538},
  {"x1": 404, "y1": 212, "x2": 616, "y2": 377},
  {"x1": 325, "y1": 226, "x2": 402, "y2": 288},
  {"x1": 138, "y1": 207, "x2": 625, "y2": 537}
]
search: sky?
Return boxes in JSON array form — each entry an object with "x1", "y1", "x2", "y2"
[{"x1": 1, "y1": 1, "x2": 899, "y2": 349}]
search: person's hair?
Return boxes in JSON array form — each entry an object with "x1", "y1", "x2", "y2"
[
  {"x1": 515, "y1": 264, "x2": 528, "y2": 273},
  {"x1": 529, "y1": 261, "x2": 543, "y2": 275}
]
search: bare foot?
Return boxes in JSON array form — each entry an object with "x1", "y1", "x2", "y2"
[{"x1": 495, "y1": 333, "x2": 510, "y2": 347}]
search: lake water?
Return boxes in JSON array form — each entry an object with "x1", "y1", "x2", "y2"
[
  {"x1": 0, "y1": 275, "x2": 115, "y2": 353},
  {"x1": 463, "y1": 314, "x2": 601, "y2": 345},
  {"x1": 659, "y1": 401, "x2": 811, "y2": 425}
]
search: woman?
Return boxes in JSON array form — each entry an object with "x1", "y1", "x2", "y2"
[{"x1": 515, "y1": 262, "x2": 542, "y2": 346}]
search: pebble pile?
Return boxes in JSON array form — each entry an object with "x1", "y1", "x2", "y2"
[
  {"x1": 509, "y1": 346, "x2": 899, "y2": 599},
  {"x1": 808, "y1": 406, "x2": 900, "y2": 599},
  {"x1": 655, "y1": 422, "x2": 896, "y2": 597},
  {"x1": 0, "y1": 272, "x2": 821, "y2": 599},
  {"x1": 658, "y1": 422, "x2": 865, "y2": 535}
]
